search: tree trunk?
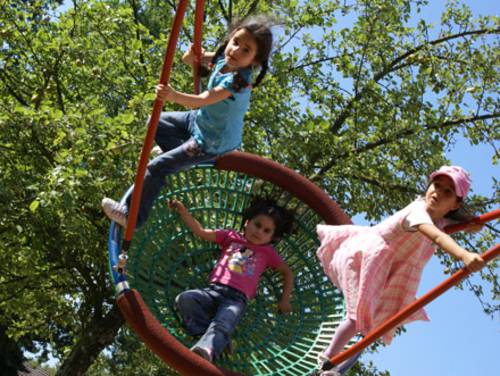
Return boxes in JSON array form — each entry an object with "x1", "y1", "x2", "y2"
[
  {"x1": 0, "y1": 324, "x2": 25, "y2": 376},
  {"x1": 56, "y1": 304, "x2": 125, "y2": 376}
]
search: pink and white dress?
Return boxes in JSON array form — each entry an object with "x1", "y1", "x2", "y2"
[{"x1": 316, "y1": 198, "x2": 449, "y2": 344}]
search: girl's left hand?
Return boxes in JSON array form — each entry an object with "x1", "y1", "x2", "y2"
[
  {"x1": 168, "y1": 199, "x2": 185, "y2": 211},
  {"x1": 465, "y1": 222, "x2": 484, "y2": 233},
  {"x1": 155, "y1": 84, "x2": 176, "y2": 102},
  {"x1": 462, "y1": 251, "x2": 485, "y2": 272},
  {"x1": 278, "y1": 298, "x2": 292, "y2": 314}
]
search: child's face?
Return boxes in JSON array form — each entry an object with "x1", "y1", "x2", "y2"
[
  {"x1": 224, "y1": 28, "x2": 258, "y2": 69},
  {"x1": 424, "y1": 175, "x2": 461, "y2": 219},
  {"x1": 243, "y1": 214, "x2": 276, "y2": 245}
]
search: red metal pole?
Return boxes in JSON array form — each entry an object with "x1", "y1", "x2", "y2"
[
  {"x1": 329, "y1": 208, "x2": 500, "y2": 366},
  {"x1": 330, "y1": 243, "x2": 500, "y2": 365},
  {"x1": 193, "y1": 0, "x2": 205, "y2": 94},
  {"x1": 444, "y1": 208, "x2": 500, "y2": 234},
  {"x1": 123, "y1": 0, "x2": 190, "y2": 245}
]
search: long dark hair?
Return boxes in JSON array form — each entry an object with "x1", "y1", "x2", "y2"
[
  {"x1": 241, "y1": 196, "x2": 295, "y2": 242},
  {"x1": 205, "y1": 16, "x2": 273, "y2": 91},
  {"x1": 444, "y1": 200, "x2": 477, "y2": 222}
]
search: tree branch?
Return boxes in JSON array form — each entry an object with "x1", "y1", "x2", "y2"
[
  {"x1": 313, "y1": 112, "x2": 499, "y2": 179},
  {"x1": 343, "y1": 172, "x2": 420, "y2": 195},
  {"x1": 218, "y1": 0, "x2": 229, "y2": 22},
  {"x1": 0, "y1": 69, "x2": 29, "y2": 106},
  {"x1": 328, "y1": 27, "x2": 500, "y2": 134}
]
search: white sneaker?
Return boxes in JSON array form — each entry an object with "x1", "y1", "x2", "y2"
[
  {"x1": 101, "y1": 198, "x2": 128, "y2": 227},
  {"x1": 191, "y1": 346, "x2": 212, "y2": 362},
  {"x1": 150, "y1": 145, "x2": 163, "y2": 158}
]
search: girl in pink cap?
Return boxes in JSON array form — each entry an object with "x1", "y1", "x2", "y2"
[{"x1": 312, "y1": 165, "x2": 485, "y2": 376}]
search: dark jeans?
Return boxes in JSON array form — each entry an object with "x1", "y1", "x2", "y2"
[
  {"x1": 126, "y1": 111, "x2": 217, "y2": 227},
  {"x1": 175, "y1": 283, "x2": 248, "y2": 359}
]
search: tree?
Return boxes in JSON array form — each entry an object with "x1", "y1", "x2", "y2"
[{"x1": 0, "y1": 0, "x2": 497, "y2": 375}]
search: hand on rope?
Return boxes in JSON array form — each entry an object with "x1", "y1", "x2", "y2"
[
  {"x1": 155, "y1": 83, "x2": 176, "y2": 103},
  {"x1": 114, "y1": 254, "x2": 129, "y2": 274},
  {"x1": 461, "y1": 252, "x2": 485, "y2": 272},
  {"x1": 463, "y1": 222, "x2": 485, "y2": 233},
  {"x1": 182, "y1": 43, "x2": 214, "y2": 66}
]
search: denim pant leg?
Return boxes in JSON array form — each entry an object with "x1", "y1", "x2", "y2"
[
  {"x1": 126, "y1": 112, "x2": 216, "y2": 227},
  {"x1": 194, "y1": 285, "x2": 247, "y2": 359},
  {"x1": 154, "y1": 111, "x2": 194, "y2": 151},
  {"x1": 175, "y1": 288, "x2": 217, "y2": 336}
]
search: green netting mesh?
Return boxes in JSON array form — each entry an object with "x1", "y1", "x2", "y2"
[{"x1": 125, "y1": 164, "x2": 346, "y2": 375}]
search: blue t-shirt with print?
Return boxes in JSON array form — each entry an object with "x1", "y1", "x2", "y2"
[{"x1": 192, "y1": 58, "x2": 252, "y2": 155}]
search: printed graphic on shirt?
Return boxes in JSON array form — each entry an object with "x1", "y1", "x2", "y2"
[{"x1": 227, "y1": 244, "x2": 255, "y2": 276}]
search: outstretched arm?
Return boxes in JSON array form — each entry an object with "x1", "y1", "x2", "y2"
[
  {"x1": 418, "y1": 223, "x2": 485, "y2": 272},
  {"x1": 275, "y1": 262, "x2": 294, "y2": 314},
  {"x1": 156, "y1": 84, "x2": 232, "y2": 109},
  {"x1": 169, "y1": 200, "x2": 217, "y2": 243}
]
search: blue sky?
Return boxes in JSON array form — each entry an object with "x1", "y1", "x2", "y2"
[{"x1": 359, "y1": 2, "x2": 499, "y2": 375}]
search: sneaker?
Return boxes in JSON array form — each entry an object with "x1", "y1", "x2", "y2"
[
  {"x1": 310, "y1": 367, "x2": 341, "y2": 376},
  {"x1": 101, "y1": 198, "x2": 128, "y2": 227},
  {"x1": 310, "y1": 369, "x2": 339, "y2": 376},
  {"x1": 318, "y1": 369, "x2": 341, "y2": 376},
  {"x1": 191, "y1": 346, "x2": 212, "y2": 362},
  {"x1": 150, "y1": 145, "x2": 163, "y2": 158},
  {"x1": 314, "y1": 353, "x2": 341, "y2": 376}
]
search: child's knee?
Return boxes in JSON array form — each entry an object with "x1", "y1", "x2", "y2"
[
  {"x1": 175, "y1": 290, "x2": 202, "y2": 312},
  {"x1": 175, "y1": 291, "x2": 192, "y2": 310}
]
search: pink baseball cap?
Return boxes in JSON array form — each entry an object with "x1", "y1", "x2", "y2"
[{"x1": 429, "y1": 165, "x2": 471, "y2": 198}]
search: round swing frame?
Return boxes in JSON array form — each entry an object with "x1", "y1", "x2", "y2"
[{"x1": 108, "y1": 151, "x2": 352, "y2": 375}]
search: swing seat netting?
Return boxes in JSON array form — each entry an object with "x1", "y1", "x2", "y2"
[{"x1": 108, "y1": 151, "x2": 353, "y2": 375}]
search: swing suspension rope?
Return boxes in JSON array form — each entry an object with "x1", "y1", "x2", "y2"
[
  {"x1": 107, "y1": 0, "x2": 500, "y2": 374},
  {"x1": 116, "y1": 0, "x2": 196, "y2": 273}
]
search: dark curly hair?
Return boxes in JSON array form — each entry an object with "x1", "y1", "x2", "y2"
[
  {"x1": 241, "y1": 196, "x2": 295, "y2": 242},
  {"x1": 201, "y1": 15, "x2": 273, "y2": 92}
]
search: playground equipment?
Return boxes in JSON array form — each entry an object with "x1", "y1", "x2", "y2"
[{"x1": 106, "y1": 1, "x2": 500, "y2": 374}]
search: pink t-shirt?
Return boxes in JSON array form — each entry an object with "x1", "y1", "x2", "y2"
[{"x1": 209, "y1": 229, "x2": 284, "y2": 299}]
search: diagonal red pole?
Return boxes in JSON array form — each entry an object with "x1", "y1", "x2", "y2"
[
  {"x1": 193, "y1": 0, "x2": 205, "y2": 94},
  {"x1": 329, "y1": 208, "x2": 500, "y2": 366},
  {"x1": 443, "y1": 208, "x2": 500, "y2": 234},
  {"x1": 122, "y1": 0, "x2": 190, "y2": 249}
]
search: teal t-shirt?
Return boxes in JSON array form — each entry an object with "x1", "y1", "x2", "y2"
[{"x1": 192, "y1": 58, "x2": 252, "y2": 155}]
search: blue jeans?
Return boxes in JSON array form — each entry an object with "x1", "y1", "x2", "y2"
[
  {"x1": 126, "y1": 111, "x2": 217, "y2": 227},
  {"x1": 175, "y1": 284, "x2": 248, "y2": 359}
]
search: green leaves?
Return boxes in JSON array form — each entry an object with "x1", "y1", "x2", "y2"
[{"x1": 29, "y1": 200, "x2": 40, "y2": 212}]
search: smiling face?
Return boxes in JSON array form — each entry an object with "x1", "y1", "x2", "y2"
[
  {"x1": 243, "y1": 214, "x2": 276, "y2": 245},
  {"x1": 424, "y1": 175, "x2": 461, "y2": 220},
  {"x1": 224, "y1": 28, "x2": 258, "y2": 70}
]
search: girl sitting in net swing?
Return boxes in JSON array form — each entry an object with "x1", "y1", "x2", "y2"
[
  {"x1": 102, "y1": 15, "x2": 274, "y2": 228},
  {"x1": 169, "y1": 196, "x2": 295, "y2": 362}
]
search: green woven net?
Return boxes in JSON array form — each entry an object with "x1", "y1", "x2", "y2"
[{"x1": 125, "y1": 164, "x2": 347, "y2": 375}]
